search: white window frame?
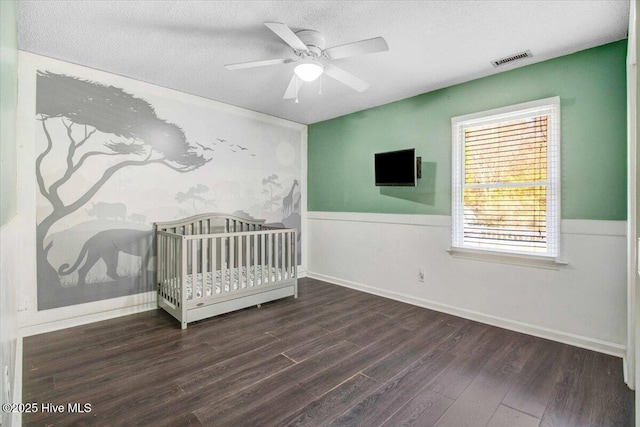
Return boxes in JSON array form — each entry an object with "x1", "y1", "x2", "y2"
[{"x1": 450, "y1": 97, "x2": 561, "y2": 265}]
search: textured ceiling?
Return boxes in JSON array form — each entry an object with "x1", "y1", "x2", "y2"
[{"x1": 17, "y1": 0, "x2": 629, "y2": 125}]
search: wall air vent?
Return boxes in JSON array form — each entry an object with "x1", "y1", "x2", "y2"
[{"x1": 490, "y1": 50, "x2": 532, "y2": 67}]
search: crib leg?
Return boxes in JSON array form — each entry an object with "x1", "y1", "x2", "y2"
[{"x1": 181, "y1": 321, "x2": 187, "y2": 330}]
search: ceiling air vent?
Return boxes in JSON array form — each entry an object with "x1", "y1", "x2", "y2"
[{"x1": 490, "y1": 50, "x2": 532, "y2": 67}]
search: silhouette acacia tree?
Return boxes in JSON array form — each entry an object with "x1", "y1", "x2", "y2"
[
  {"x1": 175, "y1": 184, "x2": 216, "y2": 214},
  {"x1": 35, "y1": 71, "x2": 209, "y2": 305},
  {"x1": 261, "y1": 174, "x2": 283, "y2": 213}
]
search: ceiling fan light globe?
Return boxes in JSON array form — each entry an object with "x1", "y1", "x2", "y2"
[{"x1": 294, "y1": 63, "x2": 323, "y2": 82}]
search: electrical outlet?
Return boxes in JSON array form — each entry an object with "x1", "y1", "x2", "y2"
[{"x1": 419, "y1": 267, "x2": 425, "y2": 282}]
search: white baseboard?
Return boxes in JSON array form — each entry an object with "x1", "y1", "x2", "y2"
[
  {"x1": 19, "y1": 302, "x2": 157, "y2": 337},
  {"x1": 12, "y1": 336, "x2": 22, "y2": 427},
  {"x1": 624, "y1": 356, "x2": 633, "y2": 389},
  {"x1": 307, "y1": 271, "x2": 626, "y2": 358}
]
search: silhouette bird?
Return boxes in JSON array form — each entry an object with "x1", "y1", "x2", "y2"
[
  {"x1": 236, "y1": 144, "x2": 249, "y2": 151},
  {"x1": 250, "y1": 154, "x2": 256, "y2": 157},
  {"x1": 216, "y1": 138, "x2": 227, "y2": 144},
  {"x1": 231, "y1": 149, "x2": 237, "y2": 153},
  {"x1": 196, "y1": 142, "x2": 214, "y2": 152}
]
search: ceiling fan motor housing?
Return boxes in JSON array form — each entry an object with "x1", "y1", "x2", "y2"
[{"x1": 294, "y1": 30, "x2": 326, "y2": 57}]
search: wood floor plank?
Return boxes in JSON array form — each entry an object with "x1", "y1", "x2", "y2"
[
  {"x1": 435, "y1": 320, "x2": 489, "y2": 355},
  {"x1": 374, "y1": 297, "x2": 417, "y2": 318},
  {"x1": 283, "y1": 328, "x2": 348, "y2": 362},
  {"x1": 109, "y1": 340, "x2": 355, "y2": 426},
  {"x1": 501, "y1": 339, "x2": 565, "y2": 418},
  {"x1": 427, "y1": 326, "x2": 512, "y2": 399},
  {"x1": 486, "y1": 404, "x2": 540, "y2": 427},
  {"x1": 22, "y1": 279, "x2": 633, "y2": 427},
  {"x1": 51, "y1": 332, "x2": 275, "y2": 397},
  {"x1": 314, "y1": 298, "x2": 393, "y2": 331},
  {"x1": 279, "y1": 374, "x2": 381, "y2": 427},
  {"x1": 363, "y1": 315, "x2": 461, "y2": 383},
  {"x1": 192, "y1": 340, "x2": 360, "y2": 425},
  {"x1": 332, "y1": 350, "x2": 455, "y2": 426},
  {"x1": 389, "y1": 305, "x2": 442, "y2": 331},
  {"x1": 175, "y1": 350, "x2": 294, "y2": 394},
  {"x1": 299, "y1": 326, "x2": 414, "y2": 397},
  {"x1": 433, "y1": 333, "x2": 537, "y2": 427},
  {"x1": 588, "y1": 352, "x2": 634, "y2": 426},
  {"x1": 209, "y1": 384, "x2": 314, "y2": 427},
  {"x1": 539, "y1": 346, "x2": 596, "y2": 427},
  {"x1": 379, "y1": 388, "x2": 454, "y2": 427},
  {"x1": 329, "y1": 312, "x2": 394, "y2": 347}
]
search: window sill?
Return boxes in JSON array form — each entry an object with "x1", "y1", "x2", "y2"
[{"x1": 446, "y1": 247, "x2": 568, "y2": 270}]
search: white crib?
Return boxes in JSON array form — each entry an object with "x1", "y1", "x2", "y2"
[{"x1": 155, "y1": 213, "x2": 297, "y2": 329}]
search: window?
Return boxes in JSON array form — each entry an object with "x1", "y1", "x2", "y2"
[{"x1": 451, "y1": 97, "x2": 560, "y2": 259}]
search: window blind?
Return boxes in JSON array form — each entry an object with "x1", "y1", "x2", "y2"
[{"x1": 451, "y1": 98, "x2": 560, "y2": 258}]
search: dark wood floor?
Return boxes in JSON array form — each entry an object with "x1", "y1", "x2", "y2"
[{"x1": 23, "y1": 278, "x2": 633, "y2": 426}]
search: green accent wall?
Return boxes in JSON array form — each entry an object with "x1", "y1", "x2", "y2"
[
  {"x1": 1, "y1": 0, "x2": 18, "y2": 226},
  {"x1": 308, "y1": 40, "x2": 627, "y2": 220}
]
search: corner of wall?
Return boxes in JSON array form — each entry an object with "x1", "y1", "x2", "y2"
[{"x1": 1, "y1": 0, "x2": 20, "y2": 425}]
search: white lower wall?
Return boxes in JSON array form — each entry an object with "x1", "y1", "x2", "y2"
[
  {"x1": 1, "y1": 215, "x2": 28, "y2": 426},
  {"x1": 307, "y1": 211, "x2": 627, "y2": 356}
]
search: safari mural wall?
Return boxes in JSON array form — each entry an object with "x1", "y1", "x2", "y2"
[{"x1": 26, "y1": 54, "x2": 305, "y2": 311}]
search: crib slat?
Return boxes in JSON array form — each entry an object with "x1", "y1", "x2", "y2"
[
  {"x1": 181, "y1": 238, "x2": 188, "y2": 328},
  {"x1": 201, "y1": 237, "x2": 208, "y2": 298},
  {"x1": 246, "y1": 234, "x2": 251, "y2": 288},
  {"x1": 293, "y1": 230, "x2": 297, "y2": 279},
  {"x1": 165, "y1": 236, "x2": 170, "y2": 303},
  {"x1": 170, "y1": 237, "x2": 174, "y2": 303},
  {"x1": 221, "y1": 236, "x2": 227, "y2": 294},
  {"x1": 260, "y1": 234, "x2": 265, "y2": 285},
  {"x1": 229, "y1": 236, "x2": 236, "y2": 292},
  {"x1": 284, "y1": 232, "x2": 289, "y2": 278},
  {"x1": 191, "y1": 239, "x2": 198, "y2": 300},
  {"x1": 273, "y1": 233, "x2": 278, "y2": 283},
  {"x1": 157, "y1": 233, "x2": 162, "y2": 295},
  {"x1": 170, "y1": 236, "x2": 175, "y2": 304},
  {"x1": 157, "y1": 233, "x2": 163, "y2": 292},
  {"x1": 238, "y1": 235, "x2": 244, "y2": 290},
  {"x1": 280, "y1": 232, "x2": 287, "y2": 280},
  {"x1": 212, "y1": 237, "x2": 217, "y2": 295},
  {"x1": 167, "y1": 237, "x2": 171, "y2": 303},
  {"x1": 290, "y1": 231, "x2": 295, "y2": 277},
  {"x1": 167, "y1": 236, "x2": 171, "y2": 303},
  {"x1": 176, "y1": 239, "x2": 180, "y2": 304},
  {"x1": 289, "y1": 231, "x2": 293, "y2": 277},
  {"x1": 275, "y1": 232, "x2": 280, "y2": 281},
  {"x1": 268, "y1": 233, "x2": 273, "y2": 284},
  {"x1": 176, "y1": 238, "x2": 180, "y2": 303},
  {"x1": 253, "y1": 235, "x2": 258, "y2": 287}
]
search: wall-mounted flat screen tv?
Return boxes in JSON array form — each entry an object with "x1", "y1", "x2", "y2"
[{"x1": 374, "y1": 148, "x2": 417, "y2": 187}]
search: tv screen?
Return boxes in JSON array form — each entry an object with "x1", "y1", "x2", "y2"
[{"x1": 374, "y1": 148, "x2": 416, "y2": 186}]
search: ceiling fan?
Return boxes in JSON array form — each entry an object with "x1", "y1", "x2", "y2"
[{"x1": 224, "y1": 22, "x2": 389, "y2": 101}]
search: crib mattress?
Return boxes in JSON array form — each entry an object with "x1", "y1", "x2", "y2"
[{"x1": 179, "y1": 266, "x2": 291, "y2": 300}]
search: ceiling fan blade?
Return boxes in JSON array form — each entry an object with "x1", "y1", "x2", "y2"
[
  {"x1": 323, "y1": 64, "x2": 370, "y2": 92},
  {"x1": 324, "y1": 37, "x2": 388, "y2": 60},
  {"x1": 283, "y1": 75, "x2": 303, "y2": 99},
  {"x1": 264, "y1": 22, "x2": 309, "y2": 53},
  {"x1": 225, "y1": 58, "x2": 293, "y2": 70}
]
